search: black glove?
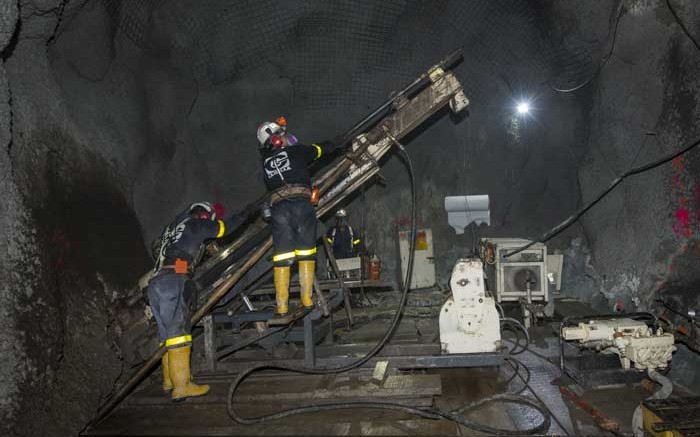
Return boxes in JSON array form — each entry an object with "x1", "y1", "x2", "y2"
[
  {"x1": 243, "y1": 202, "x2": 259, "y2": 218},
  {"x1": 331, "y1": 134, "x2": 346, "y2": 148}
]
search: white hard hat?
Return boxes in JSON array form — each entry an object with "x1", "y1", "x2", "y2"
[
  {"x1": 256, "y1": 120, "x2": 286, "y2": 148},
  {"x1": 189, "y1": 201, "x2": 216, "y2": 221},
  {"x1": 335, "y1": 209, "x2": 347, "y2": 218}
]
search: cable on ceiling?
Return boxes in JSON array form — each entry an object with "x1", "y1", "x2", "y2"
[
  {"x1": 665, "y1": 0, "x2": 700, "y2": 54},
  {"x1": 551, "y1": 0, "x2": 626, "y2": 93}
]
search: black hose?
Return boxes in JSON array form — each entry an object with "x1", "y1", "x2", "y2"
[
  {"x1": 501, "y1": 357, "x2": 531, "y2": 395},
  {"x1": 501, "y1": 316, "x2": 530, "y2": 355},
  {"x1": 226, "y1": 141, "x2": 551, "y2": 435},
  {"x1": 504, "y1": 134, "x2": 700, "y2": 258},
  {"x1": 551, "y1": 0, "x2": 625, "y2": 93},
  {"x1": 500, "y1": 313, "x2": 572, "y2": 435},
  {"x1": 665, "y1": 0, "x2": 700, "y2": 54}
]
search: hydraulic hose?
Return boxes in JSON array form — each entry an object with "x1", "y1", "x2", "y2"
[
  {"x1": 501, "y1": 316, "x2": 530, "y2": 355},
  {"x1": 226, "y1": 139, "x2": 552, "y2": 435}
]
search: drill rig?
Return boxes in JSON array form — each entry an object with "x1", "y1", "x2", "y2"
[{"x1": 100, "y1": 50, "x2": 494, "y2": 422}]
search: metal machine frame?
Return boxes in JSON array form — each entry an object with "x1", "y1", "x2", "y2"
[
  {"x1": 485, "y1": 238, "x2": 549, "y2": 303},
  {"x1": 201, "y1": 278, "x2": 504, "y2": 373},
  {"x1": 558, "y1": 312, "x2": 659, "y2": 388}
]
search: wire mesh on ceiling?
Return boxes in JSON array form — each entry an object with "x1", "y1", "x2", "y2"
[{"x1": 100, "y1": 0, "x2": 593, "y2": 109}]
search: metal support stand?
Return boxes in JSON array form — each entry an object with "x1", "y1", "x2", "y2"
[
  {"x1": 325, "y1": 309, "x2": 335, "y2": 344},
  {"x1": 304, "y1": 313, "x2": 315, "y2": 368},
  {"x1": 203, "y1": 315, "x2": 216, "y2": 371},
  {"x1": 322, "y1": 236, "x2": 354, "y2": 327}
]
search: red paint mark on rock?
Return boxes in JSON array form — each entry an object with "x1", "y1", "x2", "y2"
[
  {"x1": 671, "y1": 156, "x2": 684, "y2": 172},
  {"x1": 212, "y1": 185, "x2": 226, "y2": 218},
  {"x1": 673, "y1": 207, "x2": 691, "y2": 238},
  {"x1": 669, "y1": 155, "x2": 698, "y2": 239}
]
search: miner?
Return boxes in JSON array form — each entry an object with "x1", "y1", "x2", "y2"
[
  {"x1": 148, "y1": 201, "x2": 255, "y2": 400},
  {"x1": 256, "y1": 117, "x2": 342, "y2": 324}
]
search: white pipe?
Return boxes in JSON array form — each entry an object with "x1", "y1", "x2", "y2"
[{"x1": 632, "y1": 369, "x2": 673, "y2": 437}]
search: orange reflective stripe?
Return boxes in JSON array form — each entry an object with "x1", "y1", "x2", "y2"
[{"x1": 216, "y1": 219, "x2": 225, "y2": 238}]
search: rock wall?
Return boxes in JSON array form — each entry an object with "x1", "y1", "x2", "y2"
[
  {"x1": 0, "y1": 0, "x2": 22, "y2": 428},
  {"x1": 2, "y1": 0, "x2": 700, "y2": 434},
  {"x1": 547, "y1": 0, "x2": 700, "y2": 390},
  {"x1": 0, "y1": 1, "x2": 150, "y2": 435}
]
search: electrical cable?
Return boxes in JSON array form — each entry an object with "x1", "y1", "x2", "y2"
[
  {"x1": 655, "y1": 298, "x2": 699, "y2": 327},
  {"x1": 506, "y1": 357, "x2": 572, "y2": 436},
  {"x1": 497, "y1": 318, "x2": 571, "y2": 435},
  {"x1": 521, "y1": 0, "x2": 700, "y2": 258},
  {"x1": 226, "y1": 136, "x2": 552, "y2": 435},
  {"x1": 501, "y1": 316, "x2": 530, "y2": 356},
  {"x1": 504, "y1": 338, "x2": 554, "y2": 364},
  {"x1": 552, "y1": 1, "x2": 625, "y2": 93},
  {"x1": 495, "y1": 301, "x2": 505, "y2": 319},
  {"x1": 665, "y1": 0, "x2": 700, "y2": 54},
  {"x1": 501, "y1": 357, "x2": 531, "y2": 395},
  {"x1": 504, "y1": 134, "x2": 700, "y2": 258}
]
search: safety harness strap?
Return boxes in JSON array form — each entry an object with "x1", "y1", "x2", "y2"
[{"x1": 269, "y1": 184, "x2": 311, "y2": 205}]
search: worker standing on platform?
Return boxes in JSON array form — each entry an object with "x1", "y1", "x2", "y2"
[
  {"x1": 148, "y1": 201, "x2": 255, "y2": 400},
  {"x1": 257, "y1": 117, "x2": 342, "y2": 324},
  {"x1": 326, "y1": 208, "x2": 361, "y2": 259}
]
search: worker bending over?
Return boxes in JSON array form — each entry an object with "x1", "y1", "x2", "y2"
[
  {"x1": 148, "y1": 201, "x2": 255, "y2": 400},
  {"x1": 326, "y1": 208, "x2": 361, "y2": 259},
  {"x1": 257, "y1": 117, "x2": 342, "y2": 323}
]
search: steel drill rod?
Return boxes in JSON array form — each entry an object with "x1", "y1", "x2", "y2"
[
  {"x1": 336, "y1": 48, "x2": 463, "y2": 147},
  {"x1": 196, "y1": 49, "x2": 462, "y2": 278}
]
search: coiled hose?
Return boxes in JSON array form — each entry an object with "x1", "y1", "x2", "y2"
[{"x1": 226, "y1": 142, "x2": 552, "y2": 435}]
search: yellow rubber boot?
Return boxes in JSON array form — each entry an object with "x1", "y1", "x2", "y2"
[
  {"x1": 168, "y1": 345, "x2": 210, "y2": 401},
  {"x1": 298, "y1": 260, "x2": 316, "y2": 308},
  {"x1": 274, "y1": 266, "x2": 290, "y2": 315},
  {"x1": 162, "y1": 352, "x2": 173, "y2": 391}
]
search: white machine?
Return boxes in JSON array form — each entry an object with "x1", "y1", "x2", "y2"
[
  {"x1": 398, "y1": 228, "x2": 436, "y2": 289},
  {"x1": 562, "y1": 318, "x2": 676, "y2": 370},
  {"x1": 483, "y1": 238, "x2": 550, "y2": 303},
  {"x1": 439, "y1": 259, "x2": 501, "y2": 354}
]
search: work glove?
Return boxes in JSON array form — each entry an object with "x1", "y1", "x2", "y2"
[
  {"x1": 243, "y1": 202, "x2": 259, "y2": 218},
  {"x1": 331, "y1": 134, "x2": 346, "y2": 149}
]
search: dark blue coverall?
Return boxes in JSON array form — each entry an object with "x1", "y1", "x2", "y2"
[{"x1": 147, "y1": 208, "x2": 249, "y2": 348}]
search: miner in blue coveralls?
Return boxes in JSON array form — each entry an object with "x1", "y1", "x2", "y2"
[{"x1": 148, "y1": 201, "x2": 255, "y2": 400}]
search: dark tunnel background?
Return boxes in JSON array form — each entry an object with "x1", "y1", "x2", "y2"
[{"x1": 1, "y1": 0, "x2": 700, "y2": 435}]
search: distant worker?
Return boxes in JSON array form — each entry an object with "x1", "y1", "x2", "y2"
[
  {"x1": 148, "y1": 201, "x2": 255, "y2": 400},
  {"x1": 326, "y1": 208, "x2": 361, "y2": 259},
  {"x1": 257, "y1": 117, "x2": 342, "y2": 323}
]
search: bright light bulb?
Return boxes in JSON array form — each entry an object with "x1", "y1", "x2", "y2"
[{"x1": 516, "y1": 102, "x2": 530, "y2": 114}]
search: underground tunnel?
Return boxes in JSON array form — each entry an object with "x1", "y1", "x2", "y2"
[{"x1": 2, "y1": 0, "x2": 700, "y2": 436}]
